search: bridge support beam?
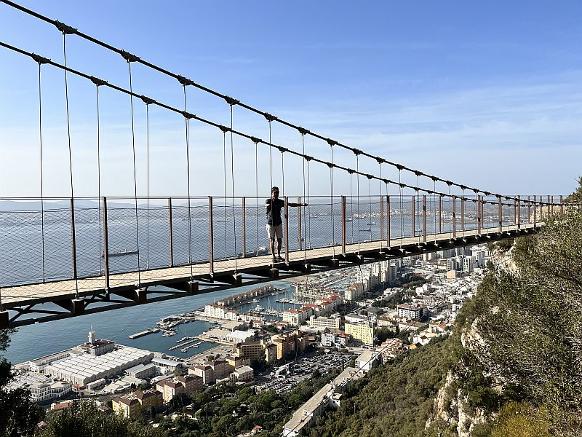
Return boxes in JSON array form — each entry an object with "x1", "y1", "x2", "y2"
[
  {"x1": 169, "y1": 281, "x2": 199, "y2": 293},
  {"x1": 55, "y1": 298, "x2": 85, "y2": 316},
  {"x1": 0, "y1": 311, "x2": 9, "y2": 330}
]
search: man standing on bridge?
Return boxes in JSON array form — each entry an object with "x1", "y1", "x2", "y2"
[{"x1": 266, "y1": 186, "x2": 306, "y2": 263}]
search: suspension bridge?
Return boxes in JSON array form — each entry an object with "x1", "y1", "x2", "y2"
[{"x1": 0, "y1": 1, "x2": 570, "y2": 328}]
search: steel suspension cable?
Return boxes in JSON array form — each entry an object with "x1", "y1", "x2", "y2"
[
  {"x1": 280, "y1": 148, "x2": 287, "y2": 260},
  {"x1": 280, "y1": 148, "x2": 285, "y2": 196},
  {"x1": 268, "y1": 120, "x2": 273, "y2": 189},
  {"x1": 368, "y1": 176, "x2": 373, "y2": 242},
  {"x1": 350, "y1": 171, "x2": 354, "y2": 244},
  {"x1": 306, "y1": 158, "x2": 311, "y2": 249},
  {"x1": 398, "y1": 168, "x2": 403, "y2": 247},
  {"x1": 62, "y1": 33, "x2": 79, "y2": 296},
  {"x1": 37, "y1": 61, "x2": 46, "y2": 282},
  {"x1": 222, "y1": 130, "x2": 228, "y2": 256},
  {"x1": 146, "y1": 101, "x2": 150, "y2": 270},
  {"x1": 254, "y1": 140, "x2": 259, "y2": 254},
  {"x1": 95, "y1": 83, "x2": 103, "y2": 274},
  {"x1": 229, "y1": 104, "x2": 238, "y2": 271},
  {"x1": 448, "y1": 184, "x2": 452, "y2": 237},
  {"x1": 433, "y1": 179, "x2": 437, "y2": 244},
  {"x1": 378, "y1": 161, "x2": 383, "y2": 251},
  {"x1": 356, "y1": 154, "x2": 361, "y2": 253},
  {"x1": 330, "y1": 144, "x2": 336, "y2": 257},
  {"x1": 127, "y1": 60, "x2": 141, "y2": 286},
  {"x1": 301, "y1": 133, "x2": 307, "y2": 257},
  {"x1": 415, "y1": 173, "x2": 420, "y2": 243},
  {"x1": 461, "y1": 187, "x2": 466, "y2": 239},
  {"x1": 183, "y1": 86, "x2": 193, "y2": 280}
]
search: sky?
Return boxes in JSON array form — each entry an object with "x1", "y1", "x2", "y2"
[{"x1": 0, "y1": 0, "x2": 581, "y2": 199}]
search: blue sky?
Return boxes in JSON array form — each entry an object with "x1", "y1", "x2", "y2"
[{"x1": 0, "y1": 0, "x2": 581, "y2": 199}]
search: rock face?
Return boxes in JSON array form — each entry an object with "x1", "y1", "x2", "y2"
[
  {"x1": 425, "y1": 247, "x2": 513, "y2": 435},
  {"x1": 427, "y1": 369, "x2": 487, "y2": 437}
]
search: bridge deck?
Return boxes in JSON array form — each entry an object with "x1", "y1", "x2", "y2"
[{"x1": 1, "y1": 224, "x2": 534, "y2": 310}]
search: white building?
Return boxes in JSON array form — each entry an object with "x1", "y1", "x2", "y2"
[
  {"x1": 7, "y1": 372, "x2": 71, "y2": 403},
  {"x1": 203, "y1": 304, "x2": 239, "y2": 321},
  {"x1": 226, "y1": 329, "x2": 256, "y2": 344},
  {"x1": 462, "y1": 256, "x2": 475, "y2": 273},
  {"x1": 397, "y1": 304, "x2": 426, "y2": 320},
  {"x1": 126, "y1": 363, "x2": 158, "y2": 380},
  {"x1": 230, "y1": 365, "x2": 254, "y2": 382},
  {"x1": 152, "y1": 357, "x2": 183, "y2": 375},
  {"x1": 356, "y1": 350, "x2": 381, "y2": 372},
  {"x1": 308, "y1": 314, "x2": 341, "y2": 331},
  {"x1": 45, "y1": 345, "x2": 153, "y2": 386}
]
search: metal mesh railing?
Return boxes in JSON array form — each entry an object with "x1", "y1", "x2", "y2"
[{"x1": 0, "y1": 194, "x2": 560, "y2": 291}]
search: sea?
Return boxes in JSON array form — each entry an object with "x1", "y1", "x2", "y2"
[{"x1": 3, "y1": 280, "x2": 297, "y2": 364}]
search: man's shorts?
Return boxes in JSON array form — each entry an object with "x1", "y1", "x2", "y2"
[{"x1": 266, "y1": 224, "x2": 283, "y2": 240}]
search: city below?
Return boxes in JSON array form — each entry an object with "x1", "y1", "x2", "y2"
[{"x1": 8, "y1": 243, "x2": 488, "y2": 436}]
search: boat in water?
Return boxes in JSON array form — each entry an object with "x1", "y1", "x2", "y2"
[{"x1": 102, "y1": 248, "x2": 139, "y2": 258}]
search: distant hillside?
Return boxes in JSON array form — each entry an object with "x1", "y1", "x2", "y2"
[{"x1": 310, "y1": 182, "x2": 582, "y2": 437}]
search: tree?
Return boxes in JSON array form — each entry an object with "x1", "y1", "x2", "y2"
[
  {"x1": 564, "y1": 176, "x2": 582, "y2": 205},
  {"x1": 38, "y1": 401, "x2": 168, "y2": 437},
  {"x1": 0, "y1": 328, "x2": 44, "y2": 436}
]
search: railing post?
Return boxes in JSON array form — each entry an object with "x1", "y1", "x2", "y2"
[
  {"x1": 453, "y1": 196, "x2": 458, "y2": 237},
  {"x1": 102, "y1": 197, "x2": 110, "y2": 291},
  {"x1": 242, "y1": 197, "x2": 247, "y2": 258},
  {"x1": 498, "y1": 196, "x2": 503, "y2": 233},
  {"x1": 297, "y1": 196, "x2": 302, "y2": 251},
  {"x1": 341, "y1": 195, "x2": 347, "y2": 256},
  {"x1": 560, "y1": 195, "x2": 564, "y2": 214},
  {"x1": 534, "y1": 194, "x2": 538, "y2": 229},
  {"x1": 422, "y1": 195, "x2": 427, "y2": 243},
  {"x1": 411, "y1": 194, "x2": 416, "y2": 238},
  {"x1": 168, "y1": 198, "x2": 174, "y2": 267},
  {"x1": 527, "y1": 196, "x2": 531, "y2": 225},
  {"x1": 208, "y1": 196, "x2": 214, "y2": 276},
  {"x1": 550, "y1": 195, "x2": 554, "y2": 216},
  {"x1": 386, "y1": 195, "x2": 391, "y2": 248},
  {"x1": 438, "y1": 195, "x2": 443, "y2": 234},
  {"x1": 70, "y1": 197, "x2": 78, "y2": 288},
  {"x1": 284, "y1": 196, "x2": 289, "y2": 264},
  {"x1": 517, "y1": 195, "x2": 521, "y2": 229},
  {"x1": 461, "y1": 194, "x2": 465, "y2": 238},
  {"x1": 477, "y1": 195, "x2": 482, "y2": 235}
]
